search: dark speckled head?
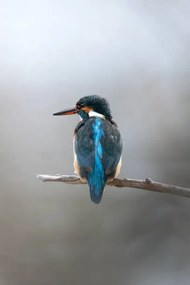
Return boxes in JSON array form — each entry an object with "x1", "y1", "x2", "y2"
[{"x1": 76, "y1": 95, "x2": 112, "y2": 120}]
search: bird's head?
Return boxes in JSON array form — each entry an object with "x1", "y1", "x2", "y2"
[{"x1": 53, "y1": 95, "x2": 112, "y2": 120}]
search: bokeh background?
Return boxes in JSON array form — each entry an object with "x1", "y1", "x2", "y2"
[{"x1": 1, "y1": 0, "x2": 190, "y2": 284}]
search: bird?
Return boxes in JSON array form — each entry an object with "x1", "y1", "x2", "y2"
[{"x1": 53, "y1": 95, "x2": 123, "y2": 204}]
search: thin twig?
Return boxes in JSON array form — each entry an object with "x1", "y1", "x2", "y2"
[{"x1": 37, "y1": 174, "x2": 190, "y2": 198}]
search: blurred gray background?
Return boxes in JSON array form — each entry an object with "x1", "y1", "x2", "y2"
[{"x1": 1, "y1": 0, "x2": 190, "y2": 284}]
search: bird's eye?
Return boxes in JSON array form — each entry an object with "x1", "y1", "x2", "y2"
[{"x1": 77, "y1": 103, "x2": 84, "y2": 109}]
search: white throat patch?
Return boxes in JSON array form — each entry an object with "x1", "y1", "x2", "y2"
[{"x1": 89, "y1": 110, "x2": 105, "y2": 119}]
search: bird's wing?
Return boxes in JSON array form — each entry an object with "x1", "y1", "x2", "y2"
[
  {"x1": 101, "y1": 122, "x2": 123, "y2": 176},
  {"x1": 74, "y1": 120, "x2": 95, "y2": 173}
]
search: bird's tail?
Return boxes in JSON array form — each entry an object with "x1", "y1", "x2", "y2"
[{"x1": 88, "y1": 171, "x2": 106, "y2": 204}]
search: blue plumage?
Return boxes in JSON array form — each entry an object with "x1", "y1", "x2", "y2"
[
  {"x1": 74, "y1": 115, "x2": 122, "y2": 203},
  {"x1": 88, "y1": 119, "x2": 106, "y2": 203},
  {"x1": 53, "y1": 95, "x2": 123, "y2": 204}
]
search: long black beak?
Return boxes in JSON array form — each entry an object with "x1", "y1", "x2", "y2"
[{"x1": 53, "y1": 107, "x2": 79, "y2": 116}]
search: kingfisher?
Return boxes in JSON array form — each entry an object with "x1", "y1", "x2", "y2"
[{"x1": 53, "y1": 95, "x2": 123, "y2": 204}]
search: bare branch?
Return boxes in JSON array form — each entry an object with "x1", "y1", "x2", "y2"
[{"x1": 37, "y1": 174, "x2": 190, "y2": 198}]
